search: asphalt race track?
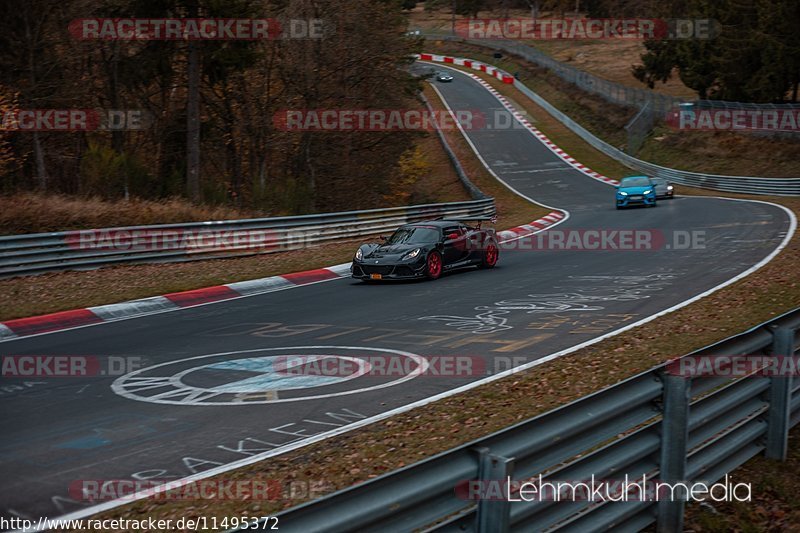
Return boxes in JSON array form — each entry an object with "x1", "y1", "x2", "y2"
[{"x1": 0, "y1": 64, "x2": 792, "y2": 523}]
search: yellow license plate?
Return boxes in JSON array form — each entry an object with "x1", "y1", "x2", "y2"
[{"x1": 370, "y1": 273, "x2": 382, "y2": 280}]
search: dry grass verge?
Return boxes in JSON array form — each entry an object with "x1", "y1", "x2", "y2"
[{"x1": 0, "y1": 194, "x2": 269, "y2": 236}]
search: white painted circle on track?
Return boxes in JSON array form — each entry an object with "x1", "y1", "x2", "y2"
[
  {"x1": 111, "y1": 346, "x2": 428, "y2": 406},
  {"x1": 172, "y1": 355, "x2": 370, "y2": 393}
]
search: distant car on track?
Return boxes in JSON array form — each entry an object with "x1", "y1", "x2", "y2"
[
  {"x1": 351, "y1": 218, "x2": 498, "y2": 281},
  {"x1": 650, "y1": 177, "x2": 674, "y2": 199},
  {"x1": 436, "y1": 71, "x2": 454, "y2": 83},
  {"x1": 616, "y1": 175, "x2": 657, "y2": 209}
]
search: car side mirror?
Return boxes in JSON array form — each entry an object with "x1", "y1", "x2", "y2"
[
  {"x1": 615, "y1": 185, "x2": 619, "y2": 189},
  {"x1": 446, "y1": 232, "x2": 459, "y2": 241}
]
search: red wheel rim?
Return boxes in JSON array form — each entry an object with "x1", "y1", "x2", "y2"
[
  {"x1": 428, "y1": 253, "x2": 441, "y2": 277},
  {"x1": 486, "y1": 244, "x2": 497, "y2": 265}
]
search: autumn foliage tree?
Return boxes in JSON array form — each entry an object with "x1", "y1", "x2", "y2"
[
  {"x1": 633, "y1": 0, "x2": 800, "y2": 103},
  {"x1": 0, "y1": 0, "x2": 425, "y2": 214}
]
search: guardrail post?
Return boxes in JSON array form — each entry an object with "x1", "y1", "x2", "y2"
[
  {"x1": 765, "y1": 327, "x2": 795, "y2": 460},
  {"x1": 475, "y1": 448, "x2": 514, "y2": 533},
  {"x1": 657, "y1": 373, "x2": 691, "y2": 533}
]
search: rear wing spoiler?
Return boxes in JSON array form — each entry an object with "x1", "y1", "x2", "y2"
[{"x1": 440, "y1": 215, "x2": 497, "y2": 229}]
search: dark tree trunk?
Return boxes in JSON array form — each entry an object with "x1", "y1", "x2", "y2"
[{"x1": 186, "y1": 1, "x2": 201, "y2": 202}]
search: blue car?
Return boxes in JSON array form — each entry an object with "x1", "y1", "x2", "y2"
[{"x1": 616, "y1": 175, "x2": 657, "y2": 209}]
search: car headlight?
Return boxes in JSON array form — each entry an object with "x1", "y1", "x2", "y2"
[
  {"x1": 355, "y1": 248, "x2": 363, "y2": 261},
  {"x1": 643, "y1": 189, "x2": 652, "y2": 195},
  {"x1": 618, "y1": 191, "x2": 628, "y2": 196},
  {"x1": 667, "y1": 185, "x2": 674, "y2": 190},
  {"x1": 402, "y1": 248, "x2": 421, "y2": 260}
]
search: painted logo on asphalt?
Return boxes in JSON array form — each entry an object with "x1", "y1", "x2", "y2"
[{"x1": 112, "y1": 346, "x2": 427, "y2": 405}]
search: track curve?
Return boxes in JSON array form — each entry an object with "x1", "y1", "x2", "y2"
[{"x1": 0, "y1": 63, "x2": 793, "y2": 522}]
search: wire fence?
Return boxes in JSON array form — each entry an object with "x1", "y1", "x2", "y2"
[
  {"x1": 424, "y1": 33, "x2": 800, "y2": 141},
  {"x1": 625, "y1": 101, "x2": 654, "y2": 154}
]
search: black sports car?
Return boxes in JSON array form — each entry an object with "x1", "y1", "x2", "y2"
[{"x1": 351, "y1": 219, "x2": 499, "y2": 281}]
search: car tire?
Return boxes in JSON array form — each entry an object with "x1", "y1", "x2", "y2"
[
  {"x1": 616, "y1": 205, "x2": 622, "y2": 210},
  {"x1": 480, "y1": 241, "x2": 499, "y2": 269},
  {"x1": 425, "y1": 251, "x2": 442, "y2": 280}
]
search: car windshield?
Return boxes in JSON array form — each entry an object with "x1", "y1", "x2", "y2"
[
  {"x1": 387, "y1": 226, "x2": 439, "y2": 244},
  {"x1": 621, "y1": 177, "x2": 651, "y2": 188}
]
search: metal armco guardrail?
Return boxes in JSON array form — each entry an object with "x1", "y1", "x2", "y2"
[
  {"x1": 510, "y1": 78, "x2": 800, "y2": 196},
  {"x1": 0, "y1": 198, "x2": 495, "y2": 278},
  {"x1": 419, "y1": 51, "x2": 800, "y2": 196},
  {"x1": 234, "y1": 308, "x2": 800, "y2": 532}
]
